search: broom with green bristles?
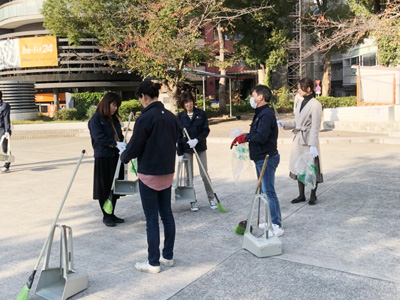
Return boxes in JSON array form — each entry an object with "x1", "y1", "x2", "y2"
[
  {"x1": 235, "y1": 154, "x2": 269, "y2": 235},
  {"x1": 183, "y1": 128, "x2": 226, "y2": 213},
  {"x1": 15, "y1": 150, "x2": 86, "y2": 300},
  {"x1": 103, "y1": 111, "x2": 133, "y2": 214}
]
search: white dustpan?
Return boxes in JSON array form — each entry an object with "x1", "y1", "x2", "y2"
[
  {"x1": 242, "y1": 193, "x2": 282, "y2": 257},
  {"x1": 0, "y1": 134, "x2": 15, "y2": 162},
  {"x1": 172, "y1": 158, "x2": 195, "y2": 202},
  {"x1": 36, "y1": 225, "x2": 88, "y2": 300}
]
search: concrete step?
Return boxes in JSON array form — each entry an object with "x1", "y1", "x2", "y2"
[
  {"x1": 330, "y1": 121, "x2": 400, "y2": 134},
  {"x1": 388, "y1": 130, "x2": 400, "y2": 138}
]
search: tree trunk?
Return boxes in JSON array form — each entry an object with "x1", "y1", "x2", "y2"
[
  {"x1": 217, "y1": 24, "x2": 227, "y2": 114},
  {"x1": 163, "y1": 80, "x2": 179, "y2": 115},
  {"x1": 321, "y1": 55, "x2": 331, "y2": 97},
  {"x1": 258, "y1": 64, "x2": 266, "y2": 85}
]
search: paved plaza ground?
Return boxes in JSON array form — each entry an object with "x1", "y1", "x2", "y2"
[{"x1": 1, "y1": 119, "x2": 400, "y2": 299}]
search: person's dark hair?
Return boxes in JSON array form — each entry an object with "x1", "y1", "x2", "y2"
[
  {"x1": 251, "y1": 85, "x2": 272, "y2": 103},
  {"x1": 299, "y1": 77, "x2": 316, "y2": 98},
  {"x1": 136, "y1": 81, "x2": 161, "y2": 99},
  {"x1": 179, "y1": 90, "x2": 196, "y2": 109},
  {"x1": 0, "y1": 91, "x2": 2, "y2": 100},
  {"x1": 96, "y1": 92, "x2": 122, "y2": 121}
]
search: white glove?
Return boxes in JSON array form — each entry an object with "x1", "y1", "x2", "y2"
[
  {"x1": 4, "y1": 132, "x2": 10, "y2": 139},
  {"x1": 310, "y1": 146, "x2": 319, "y2": 158},
  {"x1": 116, "y1": 142, "x2": 127, "y2": 154},
  {"x1": 277, "y1": 120, "x2": 285, "y2": 127},
  {"x1": 187, "y1": 138, "x2": 198, "y2": 148},
  {"x1": 178, "y1": 155, "x2": 184, "y2": 163}
]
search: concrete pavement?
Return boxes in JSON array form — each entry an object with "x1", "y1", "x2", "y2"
[{"x1": 1, "y1": 119, "x2": 400, "y2": 299}]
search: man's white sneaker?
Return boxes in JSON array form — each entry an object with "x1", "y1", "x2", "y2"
[
  {"x1": 135, "y1": 260, "x2": 161, "y2": 273},
  {"x1": 0, "y1": 167, "x2": 9, "y2": 173},
  {"x1": 190, "y1": 202, "x2": 199, "y2": 212},
  {"x1": 160, "y1": 256, "x2": 174, "y2": 267},
  {"x1": 272, "y1": 224, "x2": 284, "y2": 237},
  {"x1": 209, "y1": 199, "x2": 217, "y2": 210},
  {"x1": 258, "y1": 222, "x2": 268, "y2": 229}
]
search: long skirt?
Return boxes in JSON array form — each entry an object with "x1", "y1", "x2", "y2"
[{"x1": 93, "y1": 154, "x2": 124, "y2": 202}]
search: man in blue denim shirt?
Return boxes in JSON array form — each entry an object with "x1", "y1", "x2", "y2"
[{"x1": 231, "y1": 85, "x2": 283, "y2": 237}]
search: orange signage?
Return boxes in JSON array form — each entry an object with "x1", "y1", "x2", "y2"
[
  {"x1": 35, "y1": 93, "x2": 66, "y2": 103},
  {"x1": 19, "y1": 36, "x2": 58, "y2": 68}
]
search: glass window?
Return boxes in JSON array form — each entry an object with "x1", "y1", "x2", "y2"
[
  {"x1": 350, "y1": 56, "x2": 360, "y2": 66},
  {"x1": 362, "y1": 54, "x2": 376, "y2": 66}
]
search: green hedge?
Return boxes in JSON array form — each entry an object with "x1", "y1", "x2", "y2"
[
  {"x1": 54, "y1": 108, "x2": 78, "y2": 121},
  {"x1": 317, "y1": 96, "x2": 357, "y2": 109},
  {"x1": 119, "y1": 100, "x2": 143, "y2": 121},
  {"x1": 72, "y1": 92, "x2": 104, "y2": 120}
]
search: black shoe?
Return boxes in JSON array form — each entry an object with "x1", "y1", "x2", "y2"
[
  {"x1": 112, "y1": 215, "x2": 125, "y2": 223},
  {"x1": 103, "y1": 216, "x2": 116, "y2": 227},
  {"x1": 309, "y1": 197, "x2": 318, "y2": 205},
  {"x1": 291, "y1": 196, "x2": 306, "y2": 204}
]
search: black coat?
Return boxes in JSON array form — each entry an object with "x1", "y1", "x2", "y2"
[
  {"x1": 88, "y1": 112, "x2": 123, "y2": 158},
  {"x1": 245, "y1": 104, "x2": 278, "y2": 161},
  {"x1": 0, "y1": 100, "x2": 11, "y2": 135},
  {"x1": 121, "y1": 101, "x2": 179, "y2": 175},
  {"x1": 177, "y1": 107, "x2": 210, "y2": 155}
]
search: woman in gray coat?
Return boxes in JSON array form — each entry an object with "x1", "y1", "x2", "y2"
[{"x1": 277, "y1": 77, "x2": 323, "y2": 205}]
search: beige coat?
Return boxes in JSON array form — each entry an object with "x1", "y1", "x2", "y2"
[{"x1": 283, "y1": 96, "x2": 323, "y2": 177}]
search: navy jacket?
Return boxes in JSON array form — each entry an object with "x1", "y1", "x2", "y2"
[
  {"x1": 177, "y1": 107, "x2": 210, "y2": 156},
  {"x1": 245, "y1": 104, "x2": 278, "y2": 161},
  {"x1": 121, "y1": 101, "x2": 179, "y2": 175},
  {"x1": 0, "y1": 100, "x2": 11, "y2": 135},
  {"x1": 88, "y1": 111, "x2": 123, "y2": 158}
]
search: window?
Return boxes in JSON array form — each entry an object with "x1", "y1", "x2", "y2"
[
  {"x1": 362, "y1": 54, "x2": 376, "y2": 66},
  {"x1": 350, "y1": 56, "x2": 360, "y2": 66}
]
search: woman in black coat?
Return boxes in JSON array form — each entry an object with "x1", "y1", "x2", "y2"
[
  {"x1": 177, "y1": 91, "x2": 216, "y2": 212},
  {"x1": 88, "y1": 92, "x2": 126, "y2": 227}
]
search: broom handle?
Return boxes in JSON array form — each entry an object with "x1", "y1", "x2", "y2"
[
  {"x1": 183, "y1": 128, "x2": 214, "y2": 193},
  {"x1": 111, "y1": 111, "x2": 133, "y2": 190},
  {"x1": 33, "y1": 150, "x2": 85, "y2": 271}
]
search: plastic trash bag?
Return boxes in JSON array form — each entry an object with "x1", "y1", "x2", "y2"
[
  {"x1": 294, "y1": 152, "x2": 317, "y2": 189},
  {"x1": 231, "y1": 128, "x2": 251, "y2": 183}
]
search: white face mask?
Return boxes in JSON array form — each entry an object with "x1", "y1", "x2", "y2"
[{"x1": 249, "y1": 97, "x2": 257, "y2": 109}]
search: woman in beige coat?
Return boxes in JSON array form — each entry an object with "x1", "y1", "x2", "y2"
[{"x1": 277, "y1": 77, "x2": 323, "y2": 205}]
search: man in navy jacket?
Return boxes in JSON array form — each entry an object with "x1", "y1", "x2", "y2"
[{"x1": 231, "y1": 85, "x2": 284, "y2": 237}]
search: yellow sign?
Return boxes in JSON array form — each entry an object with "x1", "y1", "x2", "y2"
[{"x1": 19, "y1": 36, "x2": 58, "y2": 68}]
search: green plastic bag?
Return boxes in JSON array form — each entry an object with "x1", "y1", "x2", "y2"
[{"x1": 294, "y1": 152, "x2": 317, "y2": 189}]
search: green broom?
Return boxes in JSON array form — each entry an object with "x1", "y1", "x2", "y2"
[
  {"x1": 234, "y1": 154, "x2": 269, "y2": 235},
  {"x1": 16, "y1": 150, "x2": 86, "y2": 300},
  {"x1": 183, "y1": 128, "x2": 226, "y2": 213},
  {"x1": 103, "y1": 112, "x2": 133, "y2": 214}
]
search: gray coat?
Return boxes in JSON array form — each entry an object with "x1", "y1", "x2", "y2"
[{"x1": 283, "y1": 96, "x2": 323, "y2": 176}]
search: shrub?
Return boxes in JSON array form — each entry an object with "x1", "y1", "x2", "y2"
[
  {"x1": 54, "y1": 108, "x2": 78, "y2": 120},
  {"x1": 86, "y1": 105, "x2": 97, "y2": 120},
  {"x1": 318, "y1": 96, "x2": 357, "y2": 109},
  {"x1": 272, "y1": 85, "x2": 294, "y2": 113},
  {"x1": 72, "y1": 92, "x2": 104, "y2": 120},
  {"x1": 119, "y1": 100, "x2": 143, "y2": 121}
]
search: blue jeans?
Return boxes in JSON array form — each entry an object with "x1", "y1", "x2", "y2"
[
  {"x1": 139, "y1": 180, "x2": 176, "y2": 266},
  {"x1": 255, "y1": 154, "x2": 282, "y2": 227}
]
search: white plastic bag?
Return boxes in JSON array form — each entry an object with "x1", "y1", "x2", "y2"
[
  {"x1": 294, "y1": 152, "x2": 317, "y2": 189},
  {"x1": 231, "y1": 128, "x2": 251, "y2": 183}
]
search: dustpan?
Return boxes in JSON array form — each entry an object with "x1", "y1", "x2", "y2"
[
  {"x1": 36, "y1": 225, "x2": 88, "y2": 300},
  {"x1": 0, "y1": 135, "x2": 15, "y2": 162},
  {"x1": 111, "y1": 112, "x2": 139, "y2": 196},
  {"x1": 113, "y1": 161, "x2": 139, "y2": 195},
  {"x1": 172, "y1": 158, "x2": 195, "y2": 202},
  {"x1": 242, "y1": 193, "x2": 282, "y2": 258}
]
